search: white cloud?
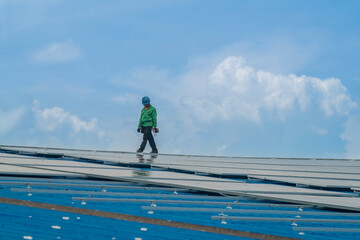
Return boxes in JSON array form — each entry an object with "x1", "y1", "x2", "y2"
[
  {"x1": 0, "y1": 107, "x2": 26, "y2": 135},
  {"x1": 32, "y1": 101, "x2": 104, "y2": 138},
  {"x1": 310, "y1": 77, "x2": 356, "y2": 116},
  {"x1": 182, "y1": 56, "x2": 356, "y2": 123},
  {"x1": 341, "y1": 115, "x2": 360, "y2": 158},
  {"x1": 31, "y1": 41, "x2": 82, "y2": 63}
]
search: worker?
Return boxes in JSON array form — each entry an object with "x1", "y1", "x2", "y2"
[{"x1": 137, "y1": 96, "x2": 159, "y2": 154}]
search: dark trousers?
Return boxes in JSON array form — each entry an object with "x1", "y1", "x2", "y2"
[{"x1": 139, "y1": 126, "x2": 157, "y2": 151}]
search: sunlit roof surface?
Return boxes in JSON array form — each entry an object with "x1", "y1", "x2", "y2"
[{"x1": 0, "y1": 145, "x2": 359, "y2": 240}]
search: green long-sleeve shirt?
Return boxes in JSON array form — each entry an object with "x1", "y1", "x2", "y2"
[{"x1": 138, "y1": 105, "x2": 157, "y2": 128}]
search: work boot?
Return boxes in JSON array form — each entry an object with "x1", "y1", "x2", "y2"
[{"x1": 150, "y1": 149, "x2": 158, "y2": 154}]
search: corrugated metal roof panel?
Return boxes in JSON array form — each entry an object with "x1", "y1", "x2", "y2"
[{"x1": 1, "y1": 145, "x2": 360, "y2": 239}]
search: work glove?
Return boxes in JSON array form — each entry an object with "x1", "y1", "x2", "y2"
[
  {"x1": 153, "y1": 128, "x2": 159, "y2": 133},
  {"x1": 137, "y1": 128, "x2": 141, "y2": 133}
]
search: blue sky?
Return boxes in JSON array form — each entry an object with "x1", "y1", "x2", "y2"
[{"x1": 1, "y1": 0, "x2": 360, "y2": 158}]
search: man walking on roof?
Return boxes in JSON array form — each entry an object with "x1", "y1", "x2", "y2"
[{"x1": 137, "y1": 96, "x2": 159, "y2": 154}]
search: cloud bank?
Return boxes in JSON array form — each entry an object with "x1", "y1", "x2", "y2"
[
  {"x1": 32, "y1": 101, "x2": 104, "y2": 138},
  {"x1": 183, "y1": 56, "x2": 356, "y2": 123}
]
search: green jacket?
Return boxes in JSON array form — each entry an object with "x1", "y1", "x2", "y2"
[{"x1": 138, "y1": 105, "x2": 157, "y2": 128}]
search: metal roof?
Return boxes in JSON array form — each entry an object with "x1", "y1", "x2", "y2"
[{"x1": 0, "y1": 145, "x2": 360, "y2": 240}]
